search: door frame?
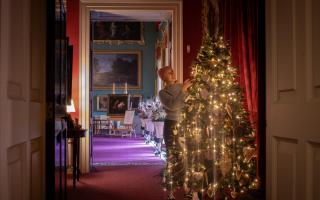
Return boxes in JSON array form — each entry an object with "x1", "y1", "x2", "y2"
[{"x1": 78, "y1": 0, "x2": 183, "y2": 173}]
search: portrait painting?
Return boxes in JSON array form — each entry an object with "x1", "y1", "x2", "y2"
[
  {"x1": 92, "y1": 51, "x2": 142, "y2": 89},
  {"x1": 97, "y1": 95, "x2": 109, "y2": 111},
  {"x1": 92, "y1": 20, "x2": 144, "y2": 45},
  {"x1": 129, "y1": 94, "x2": 142, "y2": 109},
  {"x1": 108, "y1": 94, "x2": 129, "y2": 116}
]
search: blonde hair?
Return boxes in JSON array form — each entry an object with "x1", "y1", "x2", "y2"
[{"x1": 157, "y1": 66, "x2": 172, "y2": 80}]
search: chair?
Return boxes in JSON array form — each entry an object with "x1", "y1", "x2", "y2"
[{"x1": 119, "y1": 110, "x2": 136, "y2": 137}]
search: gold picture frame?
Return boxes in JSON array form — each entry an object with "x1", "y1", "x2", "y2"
[
  {"x1": 129, "y1": 94, "x2": 143, "y2": 109},
  {"x1": 92, "y1": 21, "x2": 144, "y2": 45},
  {"x1": 92, "y1": 50, "x2": 142, "y2": 90},
  {"x1": 108, "y1": 94, "x2": 129, "y2": 116},
  {"x1": 96, "y1": 95, "x2": 109, "y2": 111}
]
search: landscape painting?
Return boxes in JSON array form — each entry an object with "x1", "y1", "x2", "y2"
[{"x1": 92, "y1": 51, "x2": 142, "y2": 90}]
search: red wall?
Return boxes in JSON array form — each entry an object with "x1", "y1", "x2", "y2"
[
  {"x1": 67, "y1": 0, "x2": 203, "y2": 118},
  {"x1": 66, "y1": 0, "x2": 80, "y2": 119},
  {"x1": 183, "y1": 0, "x2": 203, "y2": 80}
]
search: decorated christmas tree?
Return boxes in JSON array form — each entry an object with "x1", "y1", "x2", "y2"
[{"x1": 163, "y1": 34, "x2": 258, "y2": 199}]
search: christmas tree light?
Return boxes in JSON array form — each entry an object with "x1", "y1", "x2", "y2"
[{"x1": 162, "y1": 34, "x2": 258, "y2": 199}]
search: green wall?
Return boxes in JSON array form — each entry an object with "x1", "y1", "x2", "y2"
[{"x1": 92, "y1": 22, "x2": 158, "y2": 116}]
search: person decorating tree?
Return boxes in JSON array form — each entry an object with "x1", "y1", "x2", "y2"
[{"x1": 157, "y1": 66, "x2": 192, "y2": 200}]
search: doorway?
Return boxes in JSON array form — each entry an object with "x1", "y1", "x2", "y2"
[
  {"x1": 78, "y1": 0, "x2": 183, "y2": 173},
  {"x1": 89, "y1": 10, "x2": 173, "y2": 167}
]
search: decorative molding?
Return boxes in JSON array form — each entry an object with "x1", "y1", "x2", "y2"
[
  {"x1": 31, "y1": 137, "x2": 42, "y2": 200},
  {"x1": 278, "y1": 88, "x2": 295, "y2": 93},
  {"x1": 30, "y1": 0, "x2": 45, "y2": 104},
  {"x1": 305, "y1": 0, "x2": 313, "y2": 100},
  {"x1": 271, "y1": 136, "x2": 298, "y2": 200},
  {"x1": 7, "y1": 142, "x2": 27, "y2": 200},
  {"x1": 306, "y1": 141, "x2": 320, "y2": 200},
  {"x1": 271, "y1": 0, "x2": 297, "y2": 102},
  {"x1": 306, "y1": 0, "x2": 320, "y2": 100},
  {"x1": 270, "y1": 0, "x2": 278, "y2": 102}
]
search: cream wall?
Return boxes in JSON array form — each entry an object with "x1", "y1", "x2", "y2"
[{"x1": 0, "y1": 0, "x2": 46, "y2": 199}]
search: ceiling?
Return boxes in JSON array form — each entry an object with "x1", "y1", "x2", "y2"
[{"x1": 91, "y1": 10, "x2": 172, "y2": 22}]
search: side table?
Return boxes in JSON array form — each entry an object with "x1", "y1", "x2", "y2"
[{"x1": 67, "y1": 128, "x2": 86, "y2": 187}]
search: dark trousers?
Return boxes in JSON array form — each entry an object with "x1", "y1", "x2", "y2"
[{"x1": 163, "y1": 119, "x2": 177, "y2": 156}]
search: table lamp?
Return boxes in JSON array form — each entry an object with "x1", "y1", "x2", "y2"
[{"x1": 67, "y1": 99, "x2": 76, "y2": 113}]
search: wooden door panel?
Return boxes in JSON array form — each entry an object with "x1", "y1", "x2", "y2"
[{"x1": 267, "y1": 0, "x2": 320, "y2": 199}]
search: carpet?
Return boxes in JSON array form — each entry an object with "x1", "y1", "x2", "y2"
[
  {"x1": 92, "y1": 136, "x2": 164, "y2": 166},
  {"x1": 67, "y1": 165, "x2": 184, "y2": 200}
]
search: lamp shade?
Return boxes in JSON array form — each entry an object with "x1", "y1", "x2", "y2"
[{"x1": 66, "y1": 99, "x2": 76, "y2": 113}]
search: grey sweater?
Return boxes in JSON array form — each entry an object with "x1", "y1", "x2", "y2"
[{"x1": 159, "y1": 83, "x2": 186, "y2": 121}]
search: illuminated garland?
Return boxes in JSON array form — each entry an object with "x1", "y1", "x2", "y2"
[{"x1": 163, "y1": 34, "x2": 258, "y2": 199}]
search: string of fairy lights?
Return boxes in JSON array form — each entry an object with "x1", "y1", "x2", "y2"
[{"x1": 162, "y1": 35, "x2": 258, "y2": 199}]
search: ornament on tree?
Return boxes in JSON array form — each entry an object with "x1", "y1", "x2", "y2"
[
  {"x1": 201, "y1": 74, "x2": 210, "y2": 82},
  {"x1": 230, "y1": 190, "x2": 238, "y2": 199},
  {"x1": 192, "y1": 171, "x2": 204, "y2": 181},
  {"x1": 243, "y1": 147, "x2": 257, "y2": 163},
  {"x1": 219, "y1": 153, "x2": 232, "y2": 177},
  {"x1": 226, "y1": 103, "x2": 233, "y2": 119},
  {"x1": 192, "y1": 192, "x2": 200, "y2": 200},
  {"x1": 235, "y1": 164, "x2": 242, "y2": 180},
  {"x1": 162, "y1": 33, "x2": 258, "y2": 199},
  {"x1": 206, "y1": 183, "x2": 217, "y2": 198},
  {"x1": 200, "y1": 88, "x2": 209, "y2": 100}
]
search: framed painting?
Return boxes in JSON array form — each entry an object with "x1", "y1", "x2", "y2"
[
  {"x1": 92, "y1": 21, "x2": 144, "y2": 45},
  {"x1": 129, "y1": 94, "x2": 142, "y2": 109},
  {"x1": 92, "y1": 50, "x2": 142, "y2": 90},
  {"x1": 108, "y1": 94, "x2": 129, "y2": 116},
  {"x1": 96, "y1": 95, "x2": 109, "y2": 111}
]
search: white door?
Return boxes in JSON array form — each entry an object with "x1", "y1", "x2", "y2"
[
  {"x1": 266, "y1": 0, "x2": 320, "y2": 199},
  {"x1": 0, "y1": 0, "x2": 46, "y2": 199}
]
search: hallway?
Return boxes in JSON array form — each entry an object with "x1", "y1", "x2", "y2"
[{"x1": 92, "y1": 136, "x2": 164, "y2": 166}]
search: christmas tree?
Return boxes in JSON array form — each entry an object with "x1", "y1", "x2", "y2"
[{"x1": 163, "y1": 34, "x2": 258, "y2": 199}]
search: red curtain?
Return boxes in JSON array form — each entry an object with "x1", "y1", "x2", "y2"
[{"x1": 222, "y1": 0, "x2": 262, "y2": 179}]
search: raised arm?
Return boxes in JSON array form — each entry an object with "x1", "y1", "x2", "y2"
[{"x1": 159, "y1": 89, "x2": 186, "y2": 112}]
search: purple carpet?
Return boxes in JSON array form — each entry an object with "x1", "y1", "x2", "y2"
[{"x1": 92, "y1": 136, "x2": 165, "y2": 166}]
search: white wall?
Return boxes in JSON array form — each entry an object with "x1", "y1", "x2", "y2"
[{"x1": 0, "y1": 0, "x2": 46, "y2": 199}]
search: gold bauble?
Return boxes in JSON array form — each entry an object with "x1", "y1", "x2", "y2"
[
  {"x1": 207, "y1": 184, "x2": 216, "y2": 198},
  {"x1": 192, "y1": 171, "x2": 204, "y2": 181}
]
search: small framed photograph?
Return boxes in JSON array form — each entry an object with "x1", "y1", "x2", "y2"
[
  {"x1": 97, "y1": 95, "x2": 109, "y2": 111},
  {"x1": 129, "y1": 94, "x2": 142, "y2": 109},
  {"x1": 108, "y1": 94, "x2": 129, "y2": 116}
]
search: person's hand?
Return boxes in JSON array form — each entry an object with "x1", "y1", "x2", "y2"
[{"x1": 182, "y1": 79, "x2": 192, "y2": 92}]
